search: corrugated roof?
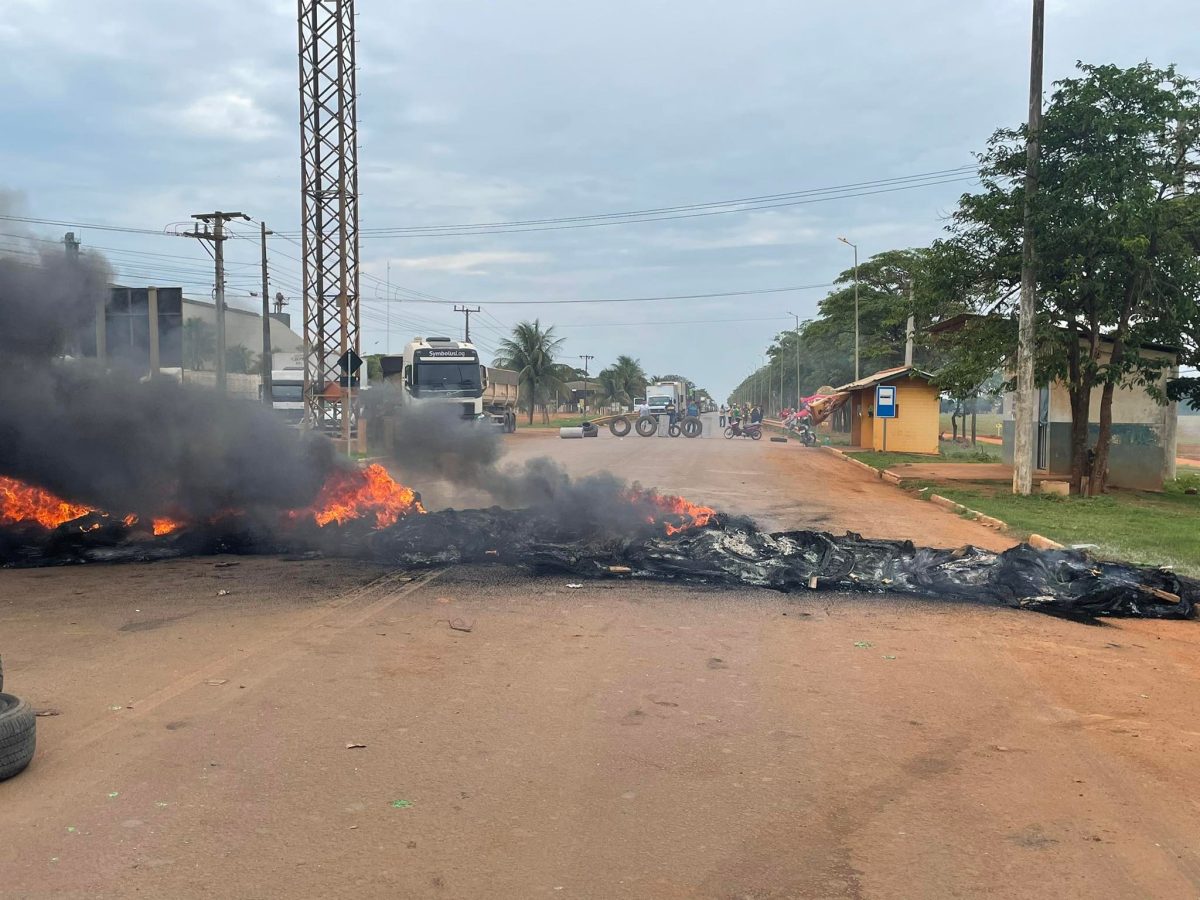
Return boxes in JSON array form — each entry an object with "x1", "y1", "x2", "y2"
[{"x1": 834, "y1": 366, "x2": 935, "y2": 392}]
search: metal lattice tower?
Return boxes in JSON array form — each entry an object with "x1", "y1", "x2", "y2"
[{"x1": 297, "y1": 0, "x2": 359, "y2": 443}]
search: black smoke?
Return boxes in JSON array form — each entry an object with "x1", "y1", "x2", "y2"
[
  {"x1": 375, "y1": 394, "x2": 671, "y2": 531},
  {"x1": 0, "y1": 245, "x2": 337, "y2": 519}
]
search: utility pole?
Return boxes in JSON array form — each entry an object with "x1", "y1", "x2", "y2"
[
  {"x1": 578, "y1": 354, "x2": 594, "y2": 414},
  {"x1": 185, "y1": 211, "x2": 248, "y2": 392},
  {"x1": 838, "y1": 236, "x2": 860, "y2": 381},
  {"x1": 787, "y1": 311, "x2": 801, "y2": 408},
  {"x1": 260, "y1": 221, "x2": 274, "y2": 406},
  {"x1": 1013, "y1": 0, "x2": 1044, "y2": 496},
  {"x1": 454, "y1": 304, "x2": 481, "y2": 342}
]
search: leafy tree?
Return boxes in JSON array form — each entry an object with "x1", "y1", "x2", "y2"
[
  {"x1": 224, "y1": 344, "x2": 257, "y2": 375},
  {"x1": 940, "y1": 61, "x2": 1200, "y2": 492},
  {"x1": 495, "y1": 319, "x2": 566, "y2": 424},
  {"x1": 365, "y1": 354, "x2": 384, "y2": 383},
  {"x1": 182, "y1": 317, "x2": 216, "y2": 370}
]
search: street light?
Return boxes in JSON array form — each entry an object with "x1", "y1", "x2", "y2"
[
  {"x1": 838, "y1": 236, "x2": 860, "y2": 381},
  {"x1": 787, "y1": 311, "x2": 800, "y2": 408}
]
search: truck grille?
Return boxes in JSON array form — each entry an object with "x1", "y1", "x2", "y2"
[{"x1": 461, "y1": 402, "x2": 477, "y2": 419}]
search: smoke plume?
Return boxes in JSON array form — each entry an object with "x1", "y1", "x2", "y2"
[
  {"x1": 0, "y1": 245, "x2": 336, "y2": 519},
  {"x1": 377, "y1": 394, "x2": 654, "y2": 528}
]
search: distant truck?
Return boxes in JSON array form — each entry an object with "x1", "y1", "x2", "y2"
[
  {"x1": 646, "y1": 381, "x2": 686, "y2": 415},
  {"x1": 379, "y1": 337, "x2": 519, "y2": 431},
  {"x1": 262, "y1": 368, "x2": 306, "y2": 426}
]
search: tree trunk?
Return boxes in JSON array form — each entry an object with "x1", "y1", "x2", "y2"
[
  {"x1": 970, "y1": 401, "x2": 977, "y2": 446},
  {"x1": 951, "y1": 403, "x2": 960, "y2": 441},
  {"x1": 1093, "y1": 380, "x2": 1117, "y2": 494},
  {"x1": 527, "y1": 378, "x2": 536, "y2": 425},
  {"x1": 1093, "y1": 280, "x2": 1137, "y2": 494}
]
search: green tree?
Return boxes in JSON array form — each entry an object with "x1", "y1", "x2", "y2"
[
  {"x1": 182, "y1": 317, "x2": 216, "y2": 370},
  {"x1": 597, "y1": 355, "x2": 648, "y2": 407},
  {"x1": 941, "y1": 61, "x2": 1200, "y2": 492},
  {"x1": 495, "y1": 319, "x2": 566, "y2": 424},
  {"x1": 224, "y1": 344, "x2": 257, "y2": 375}
]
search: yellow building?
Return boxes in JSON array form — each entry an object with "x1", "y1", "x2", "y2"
[{"x1": 836, "y1": 366, "x2": 940, "y2": 454}]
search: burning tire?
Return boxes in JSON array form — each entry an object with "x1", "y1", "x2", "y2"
[
  {"x1": 635, "y1": 416, "x2": 658, "y2": 437},
  {"x1": 681, "y1": 417, "x2": 703, "y2": 438},
  {"x1": 608, "y1": 416, "x2": 631, "y2": 437},
  {"x1": 0, "y1": 693, "x2": 35, "y2": 782}
]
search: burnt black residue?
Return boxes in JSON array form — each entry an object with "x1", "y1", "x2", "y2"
[{"x1": 3, "y1": 511, "x2": 1194, "y2": 623}]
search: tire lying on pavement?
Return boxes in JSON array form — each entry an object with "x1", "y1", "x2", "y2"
[{"x1": 0, "y1": 693, "x2": 35, "y2": 782}]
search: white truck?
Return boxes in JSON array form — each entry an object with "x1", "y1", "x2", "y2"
[
  {"x1": 646, "y1": 381, "x2": 686, "y2": 415},
  {"x1": 379, "y1": 337, "x2": 519, "y2": 431},
  {"x1": 261, "y1": 368, "x2": 306, "y2": 426}
]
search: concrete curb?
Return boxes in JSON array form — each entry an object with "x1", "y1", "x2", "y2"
[
  {"x1": 819, "y1": 446, "x2": 884, "y2": 479},
  {"x1": 822, "y1": 451, "x2": 1068, "y2": 550}
]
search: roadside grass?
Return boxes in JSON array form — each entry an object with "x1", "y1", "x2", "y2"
[
  {"x1": 847, "y1": 442, "x2": 1002, "y2": 471},
  {"x1": 908, "y1": 472, "x2": 1200, "y2": 576}
]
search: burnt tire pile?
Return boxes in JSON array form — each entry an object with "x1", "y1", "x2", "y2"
[{"x1": 0, "y1": 657, "x2": 35, "y2": 782}]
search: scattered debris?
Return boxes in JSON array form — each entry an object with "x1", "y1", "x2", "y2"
[
  {"x1": 854, "y1": 641, "x2": 873, "y2": 649},
  {"x1": 391, "y1": 799, "x2": 413, "y2": 809},
  {"x1": 214, "y1": 561, "x2": 240, "y2": 568},
  {"x1": 345, "y1": 742, "x2": 367, "y2": 750},
  {"x1": 216, "y1": 589, "x2": 231, "y2": 596},
  {"x1": 34, "y1": 708, "x2": 61, "y2": 717},
  {"x1": 107, "y1": 792, "x2": 119, "y2": 799},
  {"x1": 448, "y1": 617, "x2": 473, "y2": 633},
  {"x1": 607, "y1": 565, "x2": 632, "y2": 574},
  {"x1": 205, "y1": 679, "x2": 228, "y2": 686},
  {"x1": 566, "y1": 583, "x2": 583, "y2": 589},
  {"x1": 883, "y1": 654, "x2": 897, "y2": 660}
]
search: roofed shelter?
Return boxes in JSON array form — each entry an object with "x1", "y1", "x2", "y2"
[{"x1": 834, "y1": 366, "x2": 940, "y2": 454}]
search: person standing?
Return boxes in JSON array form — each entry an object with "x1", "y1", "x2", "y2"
[{"x1": 718, "y1": 405, "x2": 726, "y2": 427}]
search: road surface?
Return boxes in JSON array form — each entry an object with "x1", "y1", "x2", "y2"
[{"x1": 2, "y1": 425, "x2": 1199, "y2": 899}]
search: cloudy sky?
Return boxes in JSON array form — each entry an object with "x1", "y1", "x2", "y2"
[{"x1": 1, "y1": 0, "x2": 1197, "y2": 398}]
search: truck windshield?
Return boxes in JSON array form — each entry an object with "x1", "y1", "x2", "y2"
[
  {"x1": 272, "y1": 382, "x2": 304, "y2": 403},
  {"x1": 413, "y1": 362, "x2": 481, "y2": 397}
]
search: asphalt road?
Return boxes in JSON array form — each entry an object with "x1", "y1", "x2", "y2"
[{"x1": 2, "y1": 427, "x2": 1199, "y2": 899}]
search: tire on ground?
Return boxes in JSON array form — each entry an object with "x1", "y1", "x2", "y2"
[
  {"x1": 635, "y1": 417, "x2": 657, "y2": 437},
  {"x1": 668, "y1": 423, "x2": 681, "y2": 437},
  {"x1": 681, "y1": 417, "x2": 703, "y2": 438},
  {"x1": 608, "y1": 416, "x2": 631, "y2": 437},
  {"x1": 0, "y1": 693, "x2": 35, "y2": 782}
]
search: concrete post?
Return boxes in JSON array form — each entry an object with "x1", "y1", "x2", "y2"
[{"x1": 147, "y1": 286, "x2": 160, "y2": 376}]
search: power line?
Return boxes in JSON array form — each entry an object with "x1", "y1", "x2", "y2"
[
  {"x1": 331, "y1": 166, "x2": 979, "y2": 236},
  {"x1": 556, "y1": 315, "x2": 792, "y2": 328}
]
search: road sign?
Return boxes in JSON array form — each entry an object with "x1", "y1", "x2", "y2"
[
  {"x1": 337, "y1": 349, "x2": 363, "y2": 374},
  {"x1": 876, "y1": 385, "x2": 897, "y2": 419}
]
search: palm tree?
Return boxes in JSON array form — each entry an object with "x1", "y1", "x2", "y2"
[
  {"x1": 597, "y1": 355, "x2": 647, "y2": 408},
  {"x1": 495, "y1": 319, "x2": 566, "y2": 424}
]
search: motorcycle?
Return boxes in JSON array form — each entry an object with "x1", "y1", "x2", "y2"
[
  {"x1": 787, "y1": 418, "x2": 818, "y2": 447},
  {"x1": 723, "y1": 420, "x2": 762, "y2": 440}
]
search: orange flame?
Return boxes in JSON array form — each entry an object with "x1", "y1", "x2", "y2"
[
  {"x1": 0, "y1": 476, "x2": 95, "y2": 529},
  {"x1": 306, "y1": 464, "x2": 425, "y2": 528},
  {"x1": 627, "y1": 487, "x2": 716, "y2": 536},
  {"x1": 153, "y1": 517, "x2": 182, "y2": 536}
]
